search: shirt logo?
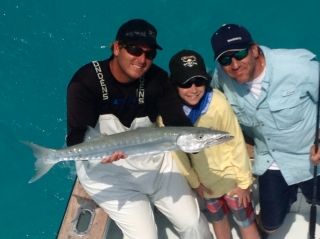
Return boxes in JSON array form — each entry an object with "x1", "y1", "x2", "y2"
[
  {"x1": 92, "y1": 61, "x2": 108, "y2": 100},
  {"x1": 113, "y1": 97, "x2": 136, "y2": 105},
  {"x1": 282, "y1": 89, "x2": 295, "y2": 96}
]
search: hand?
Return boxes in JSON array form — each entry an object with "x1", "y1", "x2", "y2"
[
  {"x1": 229, "y1": 186, "x2": 251, "y2": 208},
  {"x1": 101, "y1": 151, "x2": 128, "y2": 164},
  {"x1": 194, "y1": 183, "x2": 213, "y2": 202},
  {"x1": 100, "y1": 132, "x2": 128, "y2": 164},
  {"x1": 310, "y1": 144, "x2": 320, "y2": 166}
]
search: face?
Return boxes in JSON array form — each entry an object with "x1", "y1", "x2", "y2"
[
  {"x1": 111, "y1": 41, "x2": 155, "y2": 83},
  {"x1": 177, "y1": 80, "x2": 206, "y2": 107},
  {"x1": 219, "y1": 44, "x2": 261, "y2": 84}
]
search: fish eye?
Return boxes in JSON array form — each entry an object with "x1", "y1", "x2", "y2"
[{"x1": 198, "y1": 134, "x2": 204, "y2": 140}]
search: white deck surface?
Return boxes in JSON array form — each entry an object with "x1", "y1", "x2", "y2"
[{"x1": 105, "y1": 180, "x2": 320, "y2": 239}]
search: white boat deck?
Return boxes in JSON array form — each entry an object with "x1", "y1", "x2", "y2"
[{"x1": 106, "y1": 181, "x2": 320, "y2": 239}]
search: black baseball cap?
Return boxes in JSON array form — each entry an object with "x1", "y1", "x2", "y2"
[
  {"x1": 116, "y1": 19, "x2": 162, "y2": 50},
  {"x1": 169, "y1": 50, "x2": 210, "y2": 85},
  {"x1": 211, "y1": 24, "x2": 253, "y2": 60}
]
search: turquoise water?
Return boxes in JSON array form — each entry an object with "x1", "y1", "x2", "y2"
[{"x1": 1, "y1": 1, "x2": 320, "y2": 238}]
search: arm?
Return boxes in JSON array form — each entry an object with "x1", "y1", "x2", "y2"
[
  {"x1": 171, "y1": 150, "x2": 213, "y2": 201},
  {"x1": 310, "y1": 136, "x2": 320, "y2": 166},
  {"x1": 213, "y1": 90, "x2": 254, "y2": 204},
  {"x1": 66, "y1": 67, "x2": 127, "y2": 162},
  {"x1": 157, "y1": 116, "x2": 197, "y2": 184},
  {"x1": 67, "y1": 80, "x2": 100, "y2": 146},
  {"x1": 310, "y1": 62, "x2": 320, "y2": 165},
  {"x1": 194, "y1": 183, "x2": 213, "y2": 202},
  {"x1": 171, "y1": 150, "x2": 200, "y2": 188},
  {"x1": 229, "y1": 186, "x2": 251, "y2": 208}
]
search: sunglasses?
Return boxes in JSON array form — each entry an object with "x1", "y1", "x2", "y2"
[
  {"x1": 121, "y1": 44, "x2": 157, "y2": 60},
  {"x1": 177, "y1": 77, "x2": 207, "y2": 88},
  {"x1": 218, "y1": 47, "x2": 250, "y2": 66}
]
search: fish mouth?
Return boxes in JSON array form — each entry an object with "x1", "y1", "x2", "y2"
[{"x1": 206, "y1": 135, "x2": 234, "y2": 147}]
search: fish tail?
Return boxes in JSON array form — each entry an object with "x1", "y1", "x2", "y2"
[{"x1": 21, "y1": 141, "x2": 57, "y2": 183}]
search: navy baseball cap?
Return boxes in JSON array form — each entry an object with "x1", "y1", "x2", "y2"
[
  {"x1": 211, "y1": 24, "x2": 253, "y2": 60},
  {"x1": 116, "y1": 19, "x2": 162, "y2": 50}
]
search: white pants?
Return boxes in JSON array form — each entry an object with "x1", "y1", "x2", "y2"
[{"x1": 76, "y1": 115, "x2": 212, "y2": 239}]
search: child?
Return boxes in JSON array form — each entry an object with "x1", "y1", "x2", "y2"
[{"x1": 167, "y1": 49, "x2": 259, "y2": 239}]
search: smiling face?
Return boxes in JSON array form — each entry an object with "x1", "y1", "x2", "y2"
[
  {"x1": 177, "y1": 83, "x2": 206, "y2": 107},
  {"x1": 219, "y1": 43, "x2": 264, "y2": 84},
  {"x1": 110, "y1": 41, "x2": 155, "y2": 83}
]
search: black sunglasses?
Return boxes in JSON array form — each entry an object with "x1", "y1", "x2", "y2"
[
  {"x1": 218, "y1": 47, "x2": 250, "y2": 66},
  {"x1": 121, "y1": 44, "x2": 157, "y2": 60},
  {"x1": 177, "y1": 77, "x2": 207, "y2": 88}
]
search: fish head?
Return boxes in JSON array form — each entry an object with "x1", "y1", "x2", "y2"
[{"x1": 176, "y1": 128, "x2": 234, "y2": 153}]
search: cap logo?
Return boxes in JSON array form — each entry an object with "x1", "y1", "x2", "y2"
[
  {"x1": 125, "y1": 30, "x2": 156, "y2": 39},
  {"x1": 181, "y1": 55, "x2": 197, "y2": 67},
  {"x1": 227, "y1": 37, "x2": 242, "y2": 42}
]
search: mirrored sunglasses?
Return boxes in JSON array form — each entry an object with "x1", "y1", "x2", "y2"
[
  {"x1": 218, "y1": 47, "x2": 250, "y2": 66},
  {"x1": 177, "y1": 77, "x2": 207, "y2": 88},
  {"x1": 122, "y1": 44, "x2": 157, "y2": 60}
]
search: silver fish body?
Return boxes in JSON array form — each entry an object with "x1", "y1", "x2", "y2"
[{"x1": 23, "y1": 126, "x2": 233, "y2": 183}]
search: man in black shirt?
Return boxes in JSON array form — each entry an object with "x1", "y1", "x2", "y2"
[{"x1": 67, "y1": 19, "x2": 212, "y2": 239}]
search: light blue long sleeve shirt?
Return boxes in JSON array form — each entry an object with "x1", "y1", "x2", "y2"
[{"x1": 213, "y1": 46, "x2": 320, "y2": 185}]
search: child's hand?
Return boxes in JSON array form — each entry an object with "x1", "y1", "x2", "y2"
[
  {"x1": 194, "y1": 183, "x2": 213, "y2": 202},
  {"x1": 229, "y1": 186, "x2": 251, "y2": 207}
]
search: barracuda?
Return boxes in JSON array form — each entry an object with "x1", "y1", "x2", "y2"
[{"x1": 23, "y1": 126, "x2": 233, "y2": 183}]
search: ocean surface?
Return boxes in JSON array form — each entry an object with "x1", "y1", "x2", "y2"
[{"x1": 1, "y1": 0, "x2": 320, "y2": 238}]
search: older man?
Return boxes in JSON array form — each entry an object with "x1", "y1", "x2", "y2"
[{"x1": 211, "y1": 23, "x2": 320, "y2": 238}]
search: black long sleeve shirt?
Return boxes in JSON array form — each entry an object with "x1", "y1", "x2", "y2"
[{"x1": 66, "y1": 57, "x2": 192, "y2": 146}]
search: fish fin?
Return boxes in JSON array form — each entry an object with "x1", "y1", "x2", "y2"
[
  {"x1": 84, "y1": 126, "x2": 104, "y2": 142},
  {"x1": 21, "y1": 141, "x2": 57, "y2": 183}
]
